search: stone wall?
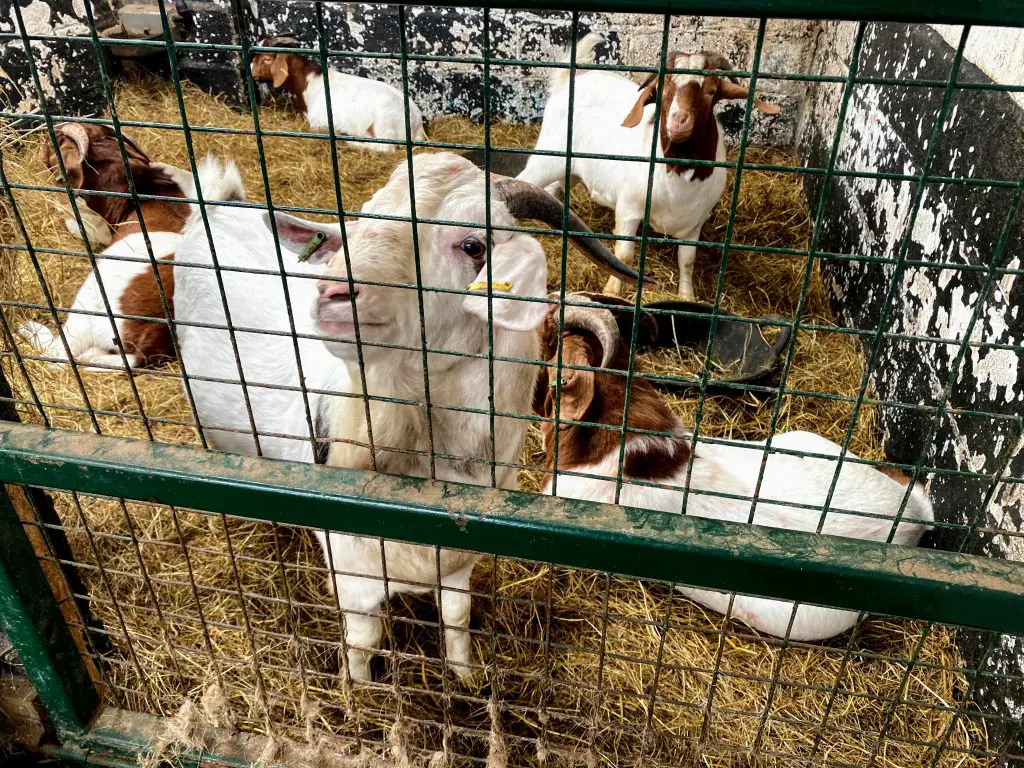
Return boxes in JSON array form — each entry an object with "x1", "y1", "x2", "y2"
[{"x1": 798, "y1": 20, "x2": 1024, "y2": 762}]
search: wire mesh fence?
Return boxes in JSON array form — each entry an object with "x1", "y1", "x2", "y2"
[{"x1": 0, "y1": 1, "x2": 1022, "y2": 766}]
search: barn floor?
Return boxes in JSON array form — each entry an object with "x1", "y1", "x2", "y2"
[{"x1": 0, "y1": 75, "x2": 987, "y2": 767}]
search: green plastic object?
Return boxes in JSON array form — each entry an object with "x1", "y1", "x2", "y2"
[{"x1": 297, "y1": 230, "x2": 327, "y2": 262}]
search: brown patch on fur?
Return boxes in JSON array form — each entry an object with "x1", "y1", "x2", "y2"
[
  {"x1": 113, "y1": 170, "x2": 189, "y2": 241},
  {"x1": 536, "y1": 310, "x2": 688, "y2": 481},
  {"x1": 118, "y1": 255, "x2": 176, "y2": 365},
  {"x1": 250, "y1": 52, "x2": 322, "y2": 113},
  {"x1": 621, "y1": 52, "x2": 778, "y2": 181},
  {"x1": 42, "y1": 122, "x2": 191, "y2": 367},
  {"x1": 42, "y1": 122, "x2": 190, "y2": 236}
]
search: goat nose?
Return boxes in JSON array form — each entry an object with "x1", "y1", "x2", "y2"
[
  {"x1": 318, "y1": 280, "x2": 358, "y2": 301},
  {"x1": 671, "y1": 113, "x2": 693, "y2": 130}
]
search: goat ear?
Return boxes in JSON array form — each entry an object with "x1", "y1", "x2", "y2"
[
  {"x1": 462, "y1": 237, "x2": 548, "y2": 332},
  {"x1": 716, "y1": 79, "x2": 780, "y2": 115},
  {"x1": 47, "y1": 136, "x2": 85, "y2": 189},
  {"x1": 263, "y1": 211, "x2": 345, "y2": 265},
  {"x1": 533, "y1": 363, "x2": 551, "y2": 416},
  {"x1": 271, "y1": 55, "x2": 290, "y2": 89},
  {"x1": 545, "y1": 338, "x2": 596, "y2": 425},
  {"x1": 621, "y1": 75, "x2": 658, "y2": 128}
]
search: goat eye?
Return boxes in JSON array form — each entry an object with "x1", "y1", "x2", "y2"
[{"x1": 460, "y1": 236, "x2": 486, "y2": 260}]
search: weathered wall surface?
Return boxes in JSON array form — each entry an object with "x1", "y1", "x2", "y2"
[
  {"x1": 1, "y1": 2, "x2": 815, "y2": 146},
  {"x1": 798, "y1": 20, "x2": 1024, "y2": 762},
  {"x1": 0, "y1": 0, "x2": 106, "y2": 120},
  {"x1": 248, "y1": 6, "x2": 809, "y2": 144}
]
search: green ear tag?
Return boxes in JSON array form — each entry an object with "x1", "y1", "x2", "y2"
[{"x1": 297, "y1": 231, "x2": 327, "y2": 262}]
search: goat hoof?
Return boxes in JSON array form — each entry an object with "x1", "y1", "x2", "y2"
[
  {"x1": 346, "y1": 652, "x2": 374, "y2": 684},
  {"x1": 448, "y1": 660, "x2": 475, "y2": 683}
]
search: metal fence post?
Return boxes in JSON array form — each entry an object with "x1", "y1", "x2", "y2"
[
  {"x1": 0, "y1": 483, "x2": 100, "y2": 737},
  {"x1": 0, "y1": 361, "x2": 100, "y2": 737}
]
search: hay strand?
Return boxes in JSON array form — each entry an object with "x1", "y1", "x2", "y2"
[{"x1": 0, "y1": 74, "x2": 985, "y2": 768}]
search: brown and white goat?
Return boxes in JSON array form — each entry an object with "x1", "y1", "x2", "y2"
[
  {"x1": 251, "y1": 36, "x2": 427, "y2": 151},
  {"x1": 19, "y1": 124, "x2": 237, "y2": 370},
  {"x1": 534, "y1": 296, "x2": 934, "y2": 641},
  {"x1": 518, "y1": 33, "x2": 780, "y2": 298}
]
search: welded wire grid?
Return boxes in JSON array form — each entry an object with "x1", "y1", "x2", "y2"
[{"x1": 0, "y1": 3, "x2": 1023, "y2": 766}]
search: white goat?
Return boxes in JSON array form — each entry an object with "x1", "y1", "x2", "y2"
[
  {"x1": 534, "y1": 297, "x2": 934, "y2": 642},
  {"x1": 251, "y1": 36, "x2": 427, "y2": 151},
  {"x1": 518, "y1": 33, "x2": 780, "y2": 299},
  {"x1": 173, "y1": 152, "x2": 639, "y2": 680},
  {"x1": 17, "y1": 124, "x2": 223, "y2": 370}
]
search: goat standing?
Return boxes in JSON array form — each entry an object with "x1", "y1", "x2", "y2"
[
  {"x1": 174, "y1": 152, "x2": 639, "y2": 680},
  {"x1": 518, "y1": 33, "x2": 779, "y2": 299}
]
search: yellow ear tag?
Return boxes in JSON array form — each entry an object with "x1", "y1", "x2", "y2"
[{"x1": 466, "y1": 281, "x2": 513, "y2": 292}]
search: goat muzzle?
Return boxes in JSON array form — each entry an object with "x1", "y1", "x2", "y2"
[
  {"x1": 492, "y1": 178, "x2": 649, "y2": 284},
  {"x1": 667, "y1": 113, "x2": 695, "y2": 143}
]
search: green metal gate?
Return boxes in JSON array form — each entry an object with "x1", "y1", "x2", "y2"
[{"x1": 0, "y1": 0, "x2": 1022, "y2": 765}]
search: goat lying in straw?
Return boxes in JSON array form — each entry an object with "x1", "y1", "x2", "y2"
[
  {"x1": 251, "y1": 35, "x2": 428, "y2": 150},
  {"x1": 174, "y1": 152, "x2": 639, "y2": 680},
  {"x1": 533, "y1": 295, "x2": 933, "y2": 641},
  {"x1": 18, "y1": 123, "x2": 222, "y2": 370}
]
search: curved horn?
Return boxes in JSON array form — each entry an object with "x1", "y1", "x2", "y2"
[
  {"x1": 493, "y1": 177, "x2": 649, "y2": 285},
  {"x1": 56, "y1": 122, "x2": 90, "y2": 162},
  {"x1": 551, "y1": 292, "x2": 621, "y2": 369},
  {"x1": 262, "y1": 35, "x2": 301, "y2": 48}
]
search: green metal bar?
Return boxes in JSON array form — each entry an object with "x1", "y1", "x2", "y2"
[
  {"x1": 0, "y1": 0, "x2": 1018, "y2": 29},
  {"x1": 0, "y1": 423, "x2": 1022, "y2": 635},
  {"x1": 0, "y1": 483, "x2": 99, "y2": 735}
]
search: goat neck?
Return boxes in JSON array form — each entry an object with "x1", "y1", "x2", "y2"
[
  {"x1": 660, "y1": 109, "x2": 719, "y2": 181},
  {"x1": 279, "y1": 54, "x2": 323, "y2": 112},
  {"x1": 113, "y1": 166, "x2": 190, "y2": 241}
]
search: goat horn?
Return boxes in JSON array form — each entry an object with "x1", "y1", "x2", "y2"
[
  {"x1": 493, "y1": 178, "x2": 648, "y2": 284},
  {"x1": 55, "y1": 122, "x2": 89, "y2": 164},
  {"x1": 262, "y1": 35, "x2": 301, "y2": 48},
  {"x1": 549, "y1": 292, "x2": 621, "y2": 369},
  {"x1": 702, "y1": 52, "x2": 739, "y2": 83}
]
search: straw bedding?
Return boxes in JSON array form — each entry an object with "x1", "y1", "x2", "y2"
[{"x1": 0, "y1": 75, "x2": 985, "y2": 767}]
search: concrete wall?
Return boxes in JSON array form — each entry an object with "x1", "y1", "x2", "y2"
[
  {"x1": 1, "y1": 2, "x2": 813, "y2": 145},
  {"x1": 0, "y1": 0, "x2": 107, "y2": 120},
  {"x1": 248, "y1": 5, "x2": 810, "y2": 144},
  {"x1": 798, "y1": 21, "x2": 1024, "y2": 763}
]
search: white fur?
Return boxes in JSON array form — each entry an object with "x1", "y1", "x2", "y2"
[
  {"x1": 175, "y1": 152, "x2": 550, "y2": 680},
  {"x1": 18, "y1": 231, "x2": 182, "y2": 371},
  {"x1": 17, "y1": 155, "x2": 242, "y2": 373},
  {"x1": 304, "y1": 69, "x2": 427, "y2": 152},
  {"x1": 518, "y1": 33, "x2": 726, "y2": 299},
  {"x1": 543, "y1": 430, "x2": 933, "y2": 642}
]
